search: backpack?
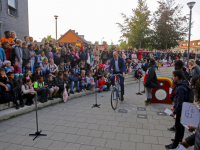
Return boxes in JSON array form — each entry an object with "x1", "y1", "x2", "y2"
[
  {"x1": 0, "y1": 92, "x2": 12, "y2": 107},
  {"x1": 9, "y1": 46, "x2": 16, "y2": 61},
  {"x1": 102, "y1": 52, "x2": 108, "y2": 59},
  {"x1": 186, "y1": 87, "x2": 194, "y2": 103}
]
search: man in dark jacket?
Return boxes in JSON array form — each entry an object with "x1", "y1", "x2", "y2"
[
  {"x1": 45, "y1": 75, "x2": 59, "y2": 100},
  {"x1": 80, "y1": 50, "x2": 88, "y2": 61},
  {"x1": 165, "y1": 70, "x2": 188, "y2": 149},
  {"x1": 54, "y1": 72, "x2": 68, "y2": 96},
  {"x1": 43, "y1": 43, "x2": 50, "y2": 60},
  {"x1": 144, "y1": 59, "x2": 158, "y2": 105}
]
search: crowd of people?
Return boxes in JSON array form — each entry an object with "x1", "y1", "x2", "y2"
[{"x1": 0, "y1": 30, "x2": 200, "y2": 149}]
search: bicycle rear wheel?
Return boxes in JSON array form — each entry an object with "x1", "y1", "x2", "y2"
[{"x1": 111, "y1": 87, "x2": 118, "y2": 110}]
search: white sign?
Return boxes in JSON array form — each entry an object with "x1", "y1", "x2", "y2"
[
  {"x1": 175, "y1": 144, "x2": 187, "y2": 150},
  {"x1": 181, "y1": 102, "x2": 200, "y2": 128},
  {"x1": 164, "y1": 108, "x2": 172, "y2": 115}
]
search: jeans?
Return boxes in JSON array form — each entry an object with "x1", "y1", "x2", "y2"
[
  {"x1": 70, "y1": 81, "x2": 79, "y2": 91},
  {"x1": 80, "y1": 82, "x2": 86, "y2": 90},
  {"x1": 37, "y1": 87, "x2": 50, "y2": 101},
  {"x1": 14, "y1": 73, "x2": 23, "y2": 81},
  {"x1": 110, "y1": 75, "x2": 124, "y2": 96},
  {"x1": 145, "y1": 87, "x2": 152, "y2": 99},
  {"x1": 100, "y1": 85, "x2": 107, "y2": 91},
  {"x1": 42, "y1": 70, "x2": 50, "y2": 78}
]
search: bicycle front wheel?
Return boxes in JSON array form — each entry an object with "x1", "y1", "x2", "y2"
[{"x1": 111, "y1": 87, "x2": 118, "y2": 110}]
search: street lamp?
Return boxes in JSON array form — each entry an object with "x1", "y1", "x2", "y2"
[
  {"x1": 54, "y1": 15, "x2": 58, "y2": 42},
  {"x1": 187, "y1": 2, "x2": 195, "y2": 71},
  {"x1": 101, "y1": 37, "x2": 104, "y2": 45}
]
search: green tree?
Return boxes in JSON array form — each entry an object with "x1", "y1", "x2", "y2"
[
  {"x1": 117, "y1": 0, "x2": 151, "y2": 49},
  {"x1": 152, "y1": 0, "x2": 189, "y2": 49},
  {"x1": 94, "y1": 41, "x2": 99, "y2": 45},
  {"x1": 102, "y1": 41, "x2": 108, "y2": 46},
  {"x1": 120, "y1": 41, "x2": 128, "y2": 49},
  {"x1": 43, "y1": 35, "x2": 56, "y2": 44}
]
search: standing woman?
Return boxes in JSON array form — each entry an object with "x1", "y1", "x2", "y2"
[
  {"x1": 132, "y1": 51, "x2": 137, "y2": 63},
  {"x1": 189, "y1": 59, "x2": 200, "y2": 77},
  {"x1": 10, "y1": 31, "x2": 17, "y2": 43},
  {"x1": 14, "y1": 40, "x2": 23, "y2": 72},
  {"x1": 144, "y1": 59, "x2": 158, "y2": 105}
]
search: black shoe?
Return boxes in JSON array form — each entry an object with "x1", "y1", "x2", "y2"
[
  {"x1": 171, "y1": 139, "x2": 175, "y2": 142},
  {"x1": 168, "y1": 126, "x2": 175, "y2": 132},
  {"x1": 98, "y1": 90, "x2": 101, "y2": 93},
  {"x1": 40, "y1": 100, "x2": 45, "y2": 103},
  {"x1": 44, "y1": 99, "x2": 48, "y2": 102},
  {"x1": 52, "y1": 95, "x2": 57, "y2": 98},
  {"x1": 68, "y1": 93, "x2": 70, "y2": 96},
  {"x1": 20, "y1": 103, "x2": 24, "y2": 108},
  {"x1": 26, "y1": 103, "x2": 32, "y2": 106},
  {"x1": 70, "y1": 91, "x2": 74, "y2": 94},
  {"x1": 16, "y1": 104, "x2": 20, "y2": 109},
  {"x1": 56, "y1": 95, "x2": 62, "y2": 98},
  {"x1": 48, "y1": 97, "x2": 54, "y2": 100},
  {"x1": 165, "y1": 143, "x2": 177, "y2": 149},
  {"x1": 76, "y1": 90, "x2": 80, "y2": 93}
]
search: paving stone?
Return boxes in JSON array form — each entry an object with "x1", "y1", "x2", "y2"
[
  {"x1": 86, "y1": 118, "x2": 98, "y2": 124},
  {"x1": 90, "y1": 137, "x2": 106, "y2": 147},
  {"x1": 75, "y1": 122, "x2": 89, "y2": 128},
  {"x1": 95, "y1": 147, "x2": 112, "y2": 150},
  {"x1": 63, "y1": 134, "x2": 80, "y2": 143},
  {"x1": 155, "y1": 124, "x2": 168, "y2": 131},
  {"x1": 158, "y1": 137, "x2": 171, "y2": 145},
  {"x1": 136, "y1": 143, "x2": 152, "y2": 150},
  {"x1": 144, "y1": 135, "x2": 158, "y2": 144},
  {"x1": 34, "y1": 139, "x2": 53, "y2": 149},
  {"x1": 50, "y1": 132, "x2": 66, "y2": 141},
  {"x1": 99, "y1": 125, "x2": 112, "y2": 132},
  {"x1": 152, "y1": 144, "x2": 166, "y2": 150},
  {"x1": 129, "y1": 134, "x2": 144, "y2": 143},
  {"x1": 64, "y1": 143, "x2": 81, "y2": 149},
  {"x1": 64, "y1": 127, "x2": 79, "y2": 134},
  {"x1": 87, "y1": 124, "x2": 100, "y2": 130},
  {"x1": 4, "y1": 144, "x2": 23, "y2": 150},
  {"x1": 76, "y1": 136, "x2": 93, "y2": 145},
  {"x1": 137, "y1": 129, "x2": 150, "y2": 135},
  {"x1": 64, "y1": 121, "x2": 79, "y2": 127},
  {"x1": 121, "y1": 141, "x2": 136, "y2": 150},
  {"x1": 0, "y1": 133, "x2": 16, "y2": 142},
  {"x1": 52, "y1": 125, "x2": 66, "y2": 132},
  {"x1": 111, "y1": 126, "x2": 124, "y2": 133},
  {"x1": 48, "y1": 141, "x2": 66, "y2": 149},
  {"x1": 79, "y1": 144, "x2": 96, "y2": 150},
  {"x1": 9, "y1": 135, "x2": 27, "y2": 144},
  {"x1": 76, "y1": 128, "x2": 91, "y2": 136},
  {"x1": 124, "y1": 127, "x2": 136, "y2": 134},
  {"x1": 143, "y1": 123, "x2": 155, "y2": 129},
  {"x1": 96, "y1": 119, "x2": 109, "y2": 125},
  {"x1": 150, "y1": 130, "x2": 164, "y2": 137},
  {"x1": 162, "y1": 131, "x2": 174, "y2": 138},
  {"x1": 102, "y1": 132, "x2": 116, "y2": 140},
  {"x1": 105, "y1": 139, "x2": 121, "y2": 149},
  {"x1": 0, "y1": 141, "x2": 10, "y2": 149},
  {"x1": 115, "y1": 133, "x2": 129, "y2": 141},
  {"x1": 89, "y1": 130, "x2": 103, "y2": 138}
]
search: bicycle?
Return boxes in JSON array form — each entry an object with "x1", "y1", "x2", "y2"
[{"x1": 110, "y1": 74, "x2": 122, "y2": 110}]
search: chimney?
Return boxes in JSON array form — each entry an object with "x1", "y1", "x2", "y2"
[{"x1": 76, "y1": 32, "x2": 78, "y2": 35}]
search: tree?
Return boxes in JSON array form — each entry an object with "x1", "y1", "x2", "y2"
[
  {"x1": 117, "y1": 0, "x2": 151, "y2": 49},
  {"x1": 152, "y1": 0, "x2": 189, "y2": 49},
  {"x1": 120, "y1": 41, "x2": 128, "y2": 49},
  {"x1": 43, "y1": 35, "x2": 56, "y2": 44},
  {"x1": 102, "y1": 41, "x2": 108, "y2": 46},
  {"x1": 94, "y1": 41, "x2": 99, "y2": 45}
]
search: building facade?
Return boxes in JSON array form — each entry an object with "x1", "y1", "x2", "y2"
[
  {"x1": 174, "y1": 40, "x2": 200, "y2": 53},
  {"x1": 0, "y1": 0, "x2": 29, "y2": 40}
]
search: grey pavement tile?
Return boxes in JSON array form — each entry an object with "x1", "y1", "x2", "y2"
[
  {"x1": 115, "y1": 133, "x2": 129, "y2": 141},
  {"x1": 53, "y1": 120, "x2": 67, "y2": 126},
  {"x1": 86, "y1": 118, "x2": 98, "y2": 124},
  {"x1": 50, "y1": 132, "x2": 66, "y2": 141},
  {"x1": 104, "y1": 116, "x2": 116, "y2": 121},
  {"x1": 64, "y1": 143, "x2": 81, "y2": 149},
  {"x1": 4, "y1": 144, "x2": 23, "y2": 150},
  {"x1": 148, "y1": 119, "x2": 160, "y2": 124},
  {"x1": 34, "y1": 139, "x2": 53, "y2": 149},
  {"x1": 79, "y1": 145, "x2": 96, "y2": 150},
  {"x1": 111, "y1": 126, "x2": 124, "y2": 133},
  {"x1": 95, "y1": 147, "x2": 112, "y2": 150},
  {"x1": 121, "y1": 141, "x2": 136, "y2": 150},
  {"x1": 76, "y1": 128, "x2": 91, "y2": 136},
  {"x1": 143, "y1": 123, "x2": 155, "y2": 130},
  {"x1": 155, "y1": 124, "x2": 168, "y2": 131},
  {"x1": 136, "y1": 143, "x2": 152, "y2": 150},
  {"x1": 150, "y1": 130, "x2": 164, "y2": 137},
  {"x1": 87, "y1": 124, "x2": 100, "y2": 130},
  {"x1": 90, "y1": 137, "x2": 106, "y2": 147},
  {"x1": 75, "y1": 117, "x2": 88, "y2": 123},
  {"x1": 89, "y1": 130, "x2": 103, "y2": 138},
  {"x1": 63, "y1": 134, "x2": 80, "y2": 143},
  {"x1": 137, "y1": 129, "x2": 150, "y2": 135},
  {"x1": 41, "y1": 124, "x2": 56, "y2": 131},
  {"x1": 9, "y1": 135, "x2": 27, "y2": 144},
  {"x1": 0, "y1": 133, "x2": 16, "y2": 142},
  {"x1": 162, "y1": 131, "x2": 174, "y2": 138},
  {"x1": 99, "y1": 125, "x2": 112, "y2": 132},
  {"x1": 105, "y1": 139, "x2": 121, "y2": 149},
  {"x1": 48, "y1": 141, "x2": 67, "y2": 149},
  {"x1": 64, "y1": 121, "x2": 79, "y2": 127},
  {"x1": 75, "y1": 122, "x2": 89, "y2": 129},
  {"x1": 52, "y1": 125, "x2": 67, "y2": 133},
  {"x1": 144, "y1": 135, "x2": 159, "y2": 144},
  {"x1": 64, "y1": 127, "x2": 79, "y2": 134},
  {"x1": 152, "y1": 144, "x2": 167, "y2": 150},
  {"x1": 158, "y1": 137, "x2": 171, "y2": 145},
  {"x1": 124, "y1": 128, "x2": 136, "y2": 134},
  {"x1": 21, "y1": 147, "x2": 38, "y2": 150},
  {"x1": 129, "y1": 134, "x2": 144, "y2": 143},
  {"x1": 130, "y1": 123, "x2": 143, "y2": 129},
  {"x1": 118, "y1": 121, "x2": 131, "y2": 127},
  {"x1": 95, "y1": 114, "x2": 106, "y2": 119},
  {"x1": 102, "y1": 132, "x2": 116, "y2": 140},
  {"x1": 159, "y1": 120, "x2": 173, "y2": 125},
  {"x1": 76, "y1": 136, "x2": 93, "y2": 145},
  {"x1": 96, "y1": 119, "x2": 109, "y2": 125},
  {"x1": 0, "y1": 141, "x2": 10, "y2": 150}
]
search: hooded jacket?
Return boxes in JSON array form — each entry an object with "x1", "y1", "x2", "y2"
[
  {"x1": 173, "y1": 80, "x2": 188, "y2": 114},
  {"x1": 145, "y1": 65, "x2": 158, "y2": 88}
]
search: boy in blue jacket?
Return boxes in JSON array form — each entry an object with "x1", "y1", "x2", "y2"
[{"x1": 166, "y1": 70, "x2": 188, "y2": 149}]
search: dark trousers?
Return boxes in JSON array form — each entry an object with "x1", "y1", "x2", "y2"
[
  {"x1": 37, "y1": 87, "x2": 50, "y2": 101},
  {"x1": 58, "y1": 85, "x2": 68, "y2": 94},
  {"x1": 105, "y1": 82, "x2": 111, "y2": 90},
  {"x1": 11, "y1": 89, "x2": 23, "y2": 105},
  {"x1": 23, "y1": 93, "x2": 35, "y2": 104},
  {"x1": 23, "y1": 59, "x2": 29, "y2": 68},
  {"x1": 110, "y1": 75, "x2": 124, "y2": 96},
  {"x1": 174, "y1": 111, "x2": 185, "y2": 146}
]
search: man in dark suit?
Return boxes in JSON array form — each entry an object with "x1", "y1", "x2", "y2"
[{"x1": 108, "y1": 52, "x2": 126, "y2": 101}]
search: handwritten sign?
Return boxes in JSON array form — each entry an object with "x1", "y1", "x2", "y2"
[{"x1": 175, "y1": 144, "x2": 187, "y2": 150}]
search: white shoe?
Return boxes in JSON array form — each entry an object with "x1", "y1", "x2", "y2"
[
  {"x1": 84, "y1": 88, "x2": 87, "y2": 91},
  {"x1": 82, "y1": 89, "x2": 84, "y2": 92}
]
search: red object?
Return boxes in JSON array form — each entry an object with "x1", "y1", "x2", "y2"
[
  {"x1": 151, "y1": 79, "x2": 172, "y2": 104},
  {"x1": 138, "y1": 51, "x2": 142, "y2": 59},
  {"x1": 14, "y1": 66, "x2": 21, "y2": 74},
  {"x1": 143, "y1": 73, "x2": 147, "y2": 85},
  {"x1": 98, "y1": 78, "x2": 105, "y2": 89},
  {"x1": 98, "y1": 64, "x2": 103, "y2": 68}
]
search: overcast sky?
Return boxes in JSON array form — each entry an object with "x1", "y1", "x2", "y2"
[{"x1": 28, "y1": 0, "x2": 199, "y2": 45}]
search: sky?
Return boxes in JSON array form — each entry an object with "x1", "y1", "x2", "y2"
[{"x1": 28, "y1": 0, "x2": 199, "y2": 45}]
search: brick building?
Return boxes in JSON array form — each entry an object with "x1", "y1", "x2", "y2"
[
  {"x1": 174, "y1": 40, "x2": 200, "y2": 53},
  {"x1": 0, "y1": 0, "x2": 29, "y2": 40}
]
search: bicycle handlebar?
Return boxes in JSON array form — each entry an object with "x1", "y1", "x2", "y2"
[{"x1": 111, "y1": 73, "x2": 123, "y2": 76}]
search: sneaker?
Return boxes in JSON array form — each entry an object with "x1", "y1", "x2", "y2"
[
  {"x1": 44, "y1": 99, "x2": 48, "y2": 102},
  {"x1": 171, "y1": 139, "x2": 175, "y2": 142},
  {"x1": 165, "y1": 143, "x2": 177, "y2": 149},
  {"x1": 70, "y1": 91, "x2": 74, "y2": 94},
  {"x1": 76, "y1": 90, "x2": 80, "y2": 93},
  {"x1": 52, "y1": 95, "x2": 57, "y2": 98},
  {"x1": 48, "y1": 97, "x2": 54, "y2": 100},
  {"x1": 82, "y1": 89, "x2": 84, "y2": 92},
  {"x1": 16, "y1": 104, "x2": 20, "y2": 109},
  {"x1": 20, "y1": 103, "x2": 24, "y2": 108},
  {"x1": 168, "y1": 126, "x2": 175, "y2": 132},
  {"x1": 84, "y1": 88, "x2": 87, "y2": 91},
  {"x1": 40, "y1": 100, "x2": 45, "y2": 103}
]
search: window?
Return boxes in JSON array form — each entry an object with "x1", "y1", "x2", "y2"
[
  {"x1": 0, "y1": 0, "x2": 2, "y2": 11},
  {"x1": 196, "y1": 49, "x2": 200, "y2": 52},
  {"x1": 198, "y1": 42, "x2": 200, "y2": 45},
  {"x1": 8, "y1": 0, "x2": 17, "y2": 17}
]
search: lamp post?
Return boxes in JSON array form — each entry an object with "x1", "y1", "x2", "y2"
[
  {"x1": 54, "y1": 15, "x2": 58, "y2": 42},
  {"x1": 187, "y1": 2, "x2": 195, "y2": 71},
  {"x1": 101, "y1": 37, "x2": 104, "y2": 45}
]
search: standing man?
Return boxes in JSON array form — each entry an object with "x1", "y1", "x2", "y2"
[
  {"x1": 43, "y1": 43, "x2": 50, "y2": 60},
  {"x1": 0, "y1": 31, "x2": 15, "y2": 47},
  {"x1": 108, "y1": 52, "x2": 126, "y2": 101}
]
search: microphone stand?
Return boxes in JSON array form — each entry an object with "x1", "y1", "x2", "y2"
[{"x1": 92, "y1": 77, "x2": 100, "y2": 108}]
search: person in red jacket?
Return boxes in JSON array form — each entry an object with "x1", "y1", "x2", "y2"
[{"x1": 98, "y1": 75, "x2": 107, "y2": 93}]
